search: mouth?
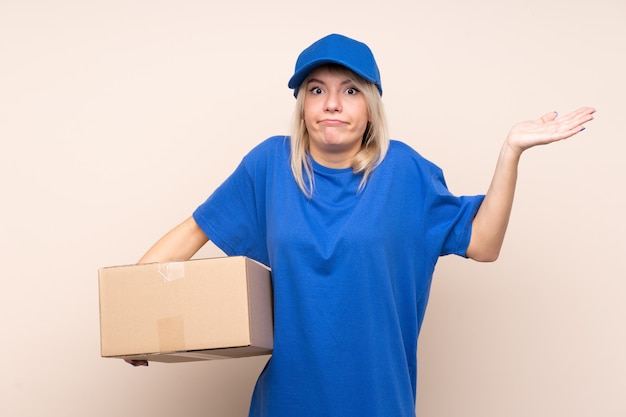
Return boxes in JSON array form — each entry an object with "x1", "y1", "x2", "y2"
[{"x1": 319, "y1": 119, "x2": 347, "y2": 126}]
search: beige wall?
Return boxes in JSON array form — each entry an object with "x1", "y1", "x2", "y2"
[{"x1": 1, "y1": 0, "x2": 624, "y2": 416}]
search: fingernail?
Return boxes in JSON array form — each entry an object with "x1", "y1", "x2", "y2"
[
  {"x1": 580, "y1": 127, "x2": 586, "y2": 132},
  {"x1": 554, "y1": 111, "x2": 558, "y2": 117}
]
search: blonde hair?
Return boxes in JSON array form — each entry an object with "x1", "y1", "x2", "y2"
[{"x1": 289, "y1": 65, "x2": 389, "y2": 198}]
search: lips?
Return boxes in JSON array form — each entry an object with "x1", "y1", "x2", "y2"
[{"x1": 319, "y1": 119, "x2": 347, "y2": 126}]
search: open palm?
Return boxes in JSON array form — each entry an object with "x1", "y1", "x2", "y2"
[{"x1": 507, "y1": 107, "x2": 595, "y2": 152}]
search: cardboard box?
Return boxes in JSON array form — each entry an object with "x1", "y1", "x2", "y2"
[{"x1": 98, "y1": 256, "x2": 273, "y2": 363}]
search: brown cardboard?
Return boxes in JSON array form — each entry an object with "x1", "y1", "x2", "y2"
[{"x1": 98, "y1": 256, "x2": 273, "y2": 362}]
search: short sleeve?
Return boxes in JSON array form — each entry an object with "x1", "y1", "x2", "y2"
[
  {"x1": 192, "y1": 157, "x2": 269, "y2": 266},
  {"x1": 422, "y1": 165, "x2": 485, "y2": 259}
]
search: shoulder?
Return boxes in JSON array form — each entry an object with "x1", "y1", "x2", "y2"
[
  {"x1": 385, "y1": 140, "x2": 443, "y2": 174},
  {"x1": 246, "y1": 135, "x2": 290, "y2": 157},
  {"x1": 241, "y1": 135, "x2": 290, "y2": 174},
  {"x1": 241, "y1": 136, "x2": 290, "y2": 166}
]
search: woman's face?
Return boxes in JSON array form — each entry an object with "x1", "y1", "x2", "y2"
[{"x1": 302, "y1": 66, "x2": 370, "y2": 168}]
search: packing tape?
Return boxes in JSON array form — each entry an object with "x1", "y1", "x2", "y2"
[{"x1": 158, "y1": 262, "x2": 185, "y2": 281}]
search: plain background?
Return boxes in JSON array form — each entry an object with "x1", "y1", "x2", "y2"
[{"x1": 1, "y1": 0, "x2": 624, "y2": 416}]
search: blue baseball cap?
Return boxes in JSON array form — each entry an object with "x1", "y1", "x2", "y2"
[{"x1": 288, "y1": 34, "x2": 382, "y2": 97}]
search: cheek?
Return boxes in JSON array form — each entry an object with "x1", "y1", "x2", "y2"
[
  {"x1": 301, "y1": 107, "x2": 315, "y2": 129},
  {"x1": 358, "y1": 108, "x2": 371, "y2": 128},
  {"x1": 302, "y1": 117, "x2": 316, "y2": 135},
  {"x1": 301, "y1": 102, "x2": 312, "y2": 122},
  {"x1": 356, "y1": 100, "x2": 370, "y2": 123}
]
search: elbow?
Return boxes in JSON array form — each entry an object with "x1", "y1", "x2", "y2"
[
  {"x1": 466, "y1": 231, "x2": 504, "y2": 262},
  {"x1": 466, "y1": 245, "x2": 501, "y2": 263},
  {"x1": 472, "y1": 251, "x2": 500, "y2": 263}
]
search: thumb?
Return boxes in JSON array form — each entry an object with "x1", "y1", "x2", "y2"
[{"x1": 540, "y1": 111, "x2": 558, "y2": 123}]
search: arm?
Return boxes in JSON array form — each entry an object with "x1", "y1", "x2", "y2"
[
  {"x1": 137, "y1": 215, "x2": 209, "y2": 264},
  {"x1": 465, "y1": 107, "x2": 595, "y2": 262}
]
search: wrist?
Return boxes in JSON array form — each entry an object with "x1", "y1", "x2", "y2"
[{"x1": 502, "y1": 138, "x2": 524, "y2": 162}]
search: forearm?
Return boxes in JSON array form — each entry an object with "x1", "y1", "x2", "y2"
[
  {"x1": 466, "y1": 107, "x2": 594, "y2": 262},
  {"x1": 466, "y1": 141, "x2": 522, "y2": 262},
  {"x1": 137, "y1": 216, "x2": 209, "y2": 264}
]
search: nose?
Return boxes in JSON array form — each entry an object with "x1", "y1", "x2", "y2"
[{"x1": 324, "y1": 90, "x2": 342, "y2": 113}]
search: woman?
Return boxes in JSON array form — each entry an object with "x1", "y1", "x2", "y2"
[{"x1": 132, "y1": 34, "x2": 595, "y2": 417}]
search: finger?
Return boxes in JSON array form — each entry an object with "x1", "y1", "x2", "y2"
[
  {"x1": 557, "y1": 107, "x2": 596, "y2": 124},
  {"x1": 550, "y1": 119, "x2": 592, "y2": 141},
  {"x1": 540, "y1": 111, "x2": 558, "y2": 123},
  {"x1": 575, "y1": 106, "x2": 596, "y2": 115},
  {"x1": 125, "y1": 359, "x2": 149, "y2": 367},
  {"x1": 560, "y1": 108, "x2": 595, "y2": 130}
]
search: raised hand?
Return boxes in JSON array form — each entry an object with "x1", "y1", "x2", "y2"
[
  {"x1": 506, "y1": 107, "x2": 596, "y2": 153},
  {"x1": 466, "y1": 105, "x2": 596, "y2": 262}
]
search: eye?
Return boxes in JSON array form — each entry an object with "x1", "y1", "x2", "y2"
[
  {"x1": 309, "y1": 86, "x2": 323, "y2": 95},
  {"x1": 346, "y1": 87, "x2": 360, "y2": 95}
]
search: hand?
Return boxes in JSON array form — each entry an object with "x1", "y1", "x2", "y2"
[
  {"x1": 506, "y1": 107, "x2": 596, "y2": 153},
  {"x1": 125, "y1": 359, "x2": 149, "y2": 367}
]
